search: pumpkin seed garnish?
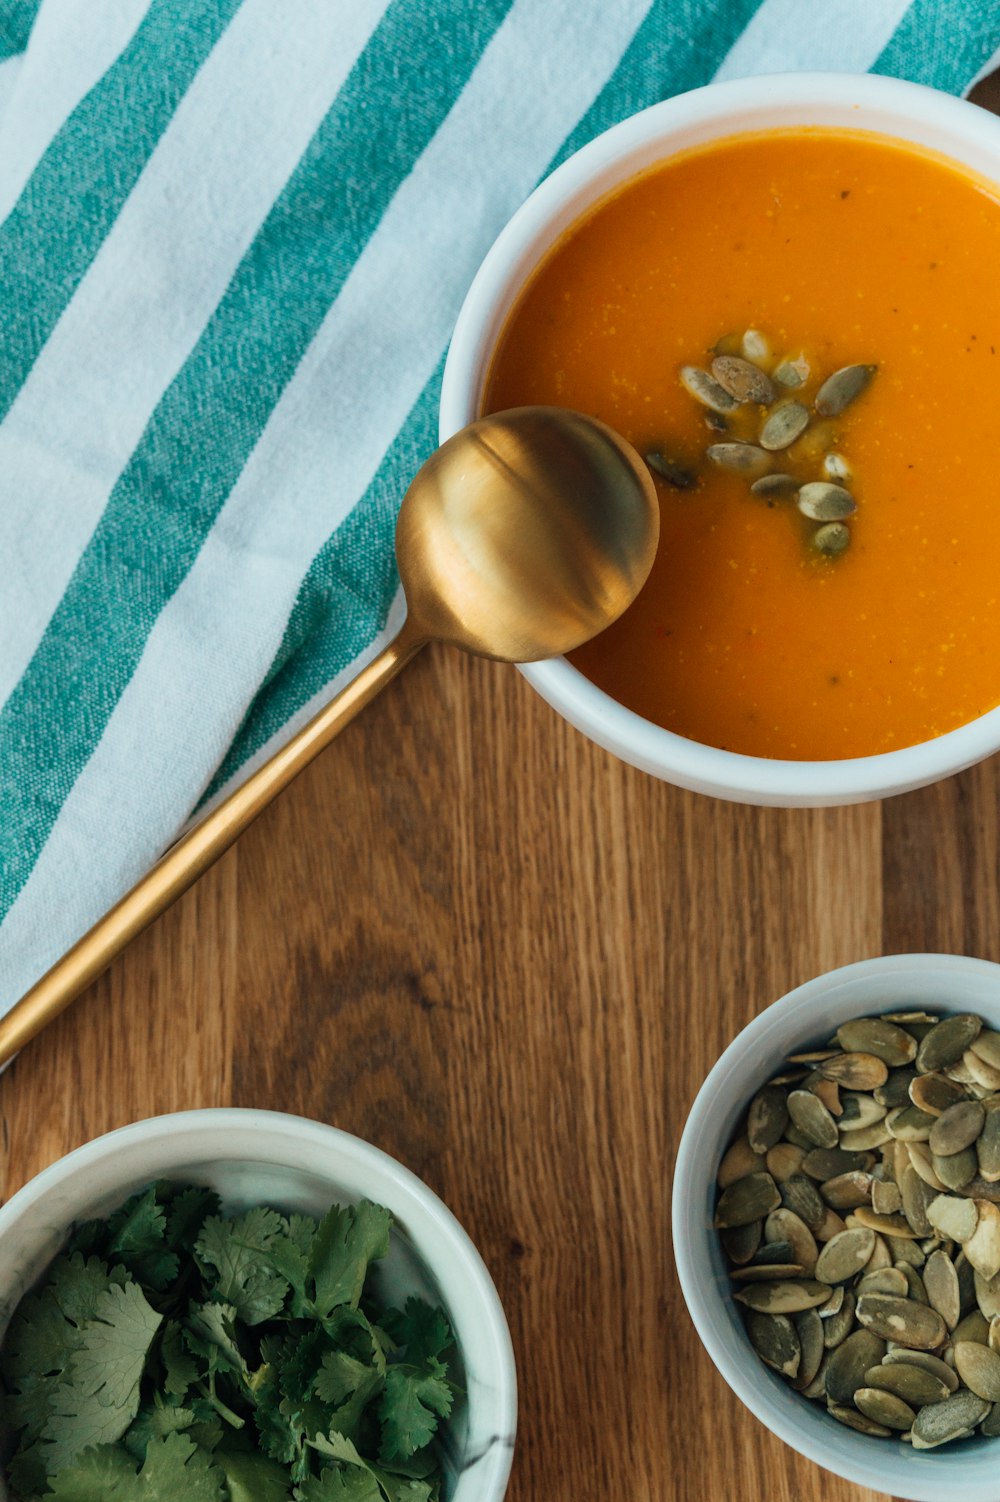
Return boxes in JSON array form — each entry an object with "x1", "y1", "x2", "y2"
[
  {"x1": 787, "y1": 1088, "x2": 839, "y2": 1148},
  {"x1": 645, "y1": 452, "x2": 697, "y2": 489},
  {"x1": 917, "y1": 1015, "x2": 983, "y2": 1074},
  {"x1": 746, "y1": 1310, "x2": 801, "y2": 1377},
  {"x1": 865, "y1": 1361, "x2": 951, "y2": 1406},
  {"x1": 748, "y1": 1085, "x2": 791, "y2": 1154},
  {"x1": 759, "y1": 400, "x2": 810, "y2": 452},
  {"x1": 712, "y1": 354, "x2": 775, "y2": 405},
  {"x1": 773, "y1": 352, "x2": 810, "y2": 389},
  {"x1": 750, "y1": 473, "x2": 799, "y2": 500},
  {"x1": 837, "y1": 1018, "x2": 917, "y2": 1068},
  {"x1": 954, "y1": 1341, "x2": 1000, "y2": 1401},
  {"x1": 741, "y1": 328, "x2": 770, "y2": 364},
  {"x1": 797, "y1": 482, "x2": 857, "y2": 522},
  {"x1": 854, "y1": 1387, "x2": 916, "y2": 1430},
  {"x1": 825, "y1": 1329, "x2": 887, "y2": 1404},
  {"x1": 827, "y1": 1404, "x2": 892, "y2": 1437},
  {"x1": 911, "y1": 1390, "x2": 990, "y2": 1448},
  {"x1": 822, "y1": 452, "x2": 853, "y2": 485},
  {"x1": 680, "y1": 363, "x2": 740, "y2": 413},
  {"x1": 816, "y1": 1228, "x2": 876, "y2": 1284},
  {"x1": 811, "y1": 522, "x2": 850, "y2": 558},
  {"x1": 716, "y1": 1171, "x2": 782, "y2": 1228},
  {"x1": 706, "y1": 441, "x2": 772, "y2": 478},
  {"x1": 814, "y1": 363, "x2": 877, "y2": 417}
]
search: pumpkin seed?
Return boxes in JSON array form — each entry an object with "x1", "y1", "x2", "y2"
[
  {"x1": 828, "y1": 1403, "x2": 892, "y2": 1437},
  {"x1": 954, "y1": 1341, "x2": 1000, "y2": 1400},
  {"x1": 822, "y1": 452, "x2": 853, "y2": 486},
  {"x1": 750, "y1": 472, "x2": 799, "y2": 500},
  {"x1": 803, "y1": 1147, "x2": 868, "y2": 1180},
  {"x1": 820, "y1": 1053, "x2": 888, "y2": 1092},
  {"x1": 814, "y1": 363, "x2": 877, "y2": 417},
  {"x1": 748, "y1": 1085, "x2": 790, "y2": 1154},
  {"x1": 801, "y1": 1354, "x2": 830, "y2": 1401},
  {"x1": 752, "y1": 1239, "x2": 796, "y2": 1267},
  {"x1": 712, "y1": 354, "x2": 775, "y2": 405},
  {"x1": 821, "y1": 1171, "x2": 873, "y2": 1210},
  {"x1": 741, "y1": 328, "x2": 770, "y2": 364},
  {"x1": 964, "y1": 1049, "x2": 1000, "y2": 1092},
  {"x1": 858, "y1": 1267, "x2": 909, "y2": 1298},
  {"x1": 765, "y1": 1208, "x2": 819, "y2": 1270},
  {"x1": 645, "y1": 452, "x2": 697, "y2": 489},
  {"x1": 883, "y1": 1349, "x2": 959, "y2": 1391},
  {"x1": 911, "y1": 1390, "x2": 990, "y2": 1448},
  {"x1": 774, "y1": 352, "x2": 810, "y2": 388},
  {"x1": 981, "y1": 1401, "x2": 1000, "y2": 1436},
  {"x1": 910, "y1": 1071, "x2": 969, "y2": 1117},
  {"x1": 839, "y1": 1092, "x2": 887, "y2": 1131},
  {"x1": 966, "y1": 1202, "x2": 1000, "y2": 1281},
  {"x1": 953, "y1": 1310, "x2": 990, "y2": 1346},
  {"x1": 864, "y1": 1361, "x2": 950, "y2": 1406},
  {"x1": 977, "y1": 1269, "x2": 1000, "y2": 1318},
  {"x1": 871, "y1": 1180, "x2": 902, "y2": 1216},
  {"x1": 822, "y1": 1288, "x2": 857, "y2": 1348},
  {"x1": 797, "y1": 481, "x2": 857, "y2": 521},
  {"x1": 978, "y1": 1106, "x2": 1000, "y2": 1182},
  {"x1": 732, "y1": 1261, "x2": 807, "y2": 1282},
  {"x1": 900, "y1": 1164, "x2": 936, "y2": 1236},
  {"x1": 745, "y1": 1310, "x2": 801, "y2": 1377},
  {"x1": 990, "y1": 1315, "x2": 1000, "y2": 1354},
  {"x1": 839, "y1": 1121, "x2": 892, "y2": 1152},
  {"x1": 784, "y1": 1124, "x2": 817, "y2": 1152},
  {"x1": 707, "y1": 441, "x2": 772, "y2": 477},
  {"x1": 898, "y1": 1263, "x2": 929, "y2": 1306},
  {"x1": 855, "y1": 1293, "x2": 947, "y2": 1350},
  {"x1": 924, "y1": 1250, "x2": 961, "y2": 1330},
  {"x1": 792, "y1": 1307, "x2": 826, "y2": 1391},
  {"x1": 851, "y1": 1207, "x2": 918, "y2": 1239},
  {"x1": 816, "y1": 1229, "x2": 877, "y2": 1285},
  {"x1": 908, "y1": 1141, "x2": 948, "y2": 1191},
  {"x1": 810, "y1": 1076, "x2": 842, "y2": 1117},
  {"x1": 680, "y1": 363, "x2": 740, "y2": 413},
  {"x1": 825, "y1": 1329, "x2": 887, "y2": 1403},
  {"x1": 816, "y1": 1205, "x2": 848, "y2": 1243},
  {"x1": 861, "y1": 1233, "x2": 893, "y2": 1276},
  {"x1": 788, "y1": 1088, "x2": 839, "y2": 1148},
  {"x1": 927, "y1": 1194, "x2": 979, "y2": 1243},
  {"x1": 717, "y1": 1134, "x2": 768, "y2": 1188},
  {"x1": 876, "y1": 1068, "x2": 918, "y2": 1108},
  {"x1": 781, "y1": 1174, "x2": 827, "y2": 1233},
  {"x1": 767, "y1": 1142, "x2": 806, "y2": 1182},
  {"x1": 917, "y1": 1014, "x2": 983, "y2": 1074},
  {"x1": 760, "y1": 400, "x2": 810, "y2": 451},
  {"x1": 930, "y1": 1100, "x2": 985, "y2": 1157},
  {"x1": 887, "y1": 1104, "x2": 936, "y2": 1142},
  {"x1": 716, "y1": 1171, "x2": 782, "y2": 1228},
  {"x1": 854, "y1": 1387, "x2": 916, "y2": 1430},
  {"x1": 721, "y1": 1220, "x2": 763, "y2": 1265},
  {"x1": 972, "y1": 1031, "x2": 1000, "y2": 1071},
  {"x1": 933, "y1": 1147, "x2": 978, "y2": 1191},
  {"x1": 735, "y1": 1279, "x2": 834, "y2": 1313},
  {"x1": 955, "y1": 1251, "x2": 977, "y2": 1315},
  {"x1": 889, "y1": 1236, "x2": 927, "y2": 1269},
  {"x1": 831, "y1": 1018, "x2": 913, "y2": 1067}
]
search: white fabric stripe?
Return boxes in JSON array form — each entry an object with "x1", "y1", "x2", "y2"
[
  {"x1": 0, "y1": 54, "x2": 24, "y2": 135},
  {"x1": 0, "y1": 0, "x2": 386, "y2": 711},
  {"x1": 966, "y1": 42, "x2": 1000, "y2": 93},
  {"x1": 0, "y1": 0, "x2": 652, "y2": 1007},
  {"x1": 0, "y1": 0, "x2": 150, "y2": 226},
  {"x1": 713, "y1": 0, "x2": 913, "y2": 80}
]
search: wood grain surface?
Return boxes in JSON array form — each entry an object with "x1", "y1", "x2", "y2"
[{"x1": 3, "y1": 79, "x2": 1000, "y2": 1502}]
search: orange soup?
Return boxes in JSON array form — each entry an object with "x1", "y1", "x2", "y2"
[{"x1": 484, "y1": 130, "x2": 1000, "y2": 760}]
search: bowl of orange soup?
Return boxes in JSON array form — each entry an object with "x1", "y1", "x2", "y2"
[{"x1": 440, "y1": 73, "x2": 1000, "y2": 805}]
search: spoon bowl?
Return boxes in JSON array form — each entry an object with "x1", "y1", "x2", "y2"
[
  {"x1": 0, "y1": 406, "x2": 659, "y2": 1060},
  {"x1": 398, "y1": 406, "x2": 659, "y2": 661}
]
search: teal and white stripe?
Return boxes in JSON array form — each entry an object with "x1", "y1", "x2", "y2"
[{"x1": 1, "y1": 0, "x2": 998, "y2": 1010}]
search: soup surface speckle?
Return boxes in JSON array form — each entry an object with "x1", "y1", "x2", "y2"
[{"x1": 484, "y1": 130, "x2": 1000, "y2": 760}]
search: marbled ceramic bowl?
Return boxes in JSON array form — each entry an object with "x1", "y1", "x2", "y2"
[
  {"x1": 0, "y1": 1108, "x2": 517, "y2": 1501},
  {"x1": 673, "y1": 953, "x2": 1000, "y2": 1502}
]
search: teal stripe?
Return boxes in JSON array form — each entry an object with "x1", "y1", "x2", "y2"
[
  {"x1": 0, "y1": 0, "x2": 514, "y2": 918},
  {"x1": 0, "y1": 0, "x2": 241, "y2": 423},
  {"x1": 550, "y1": 0, "x2": 765, "y2": 172},
  {"x1": 874, "y1": 0, "x2": 1000, "y2": 94},
  {"x1": 206, "y1": 0, "x2": 768, "y2": 789},
  {"x1": 207, "y1": 370, "x2": 441, "y2": 798},
  {"x1": 0, "y1": 0, "x2": 40, "y2": 62}
]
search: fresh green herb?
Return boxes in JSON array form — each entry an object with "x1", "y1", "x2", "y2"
[{"x1": 0, "y1": 1184, "x2": 457, "y2": 1500}]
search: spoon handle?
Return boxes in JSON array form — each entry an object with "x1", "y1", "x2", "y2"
[{"x1": 0, "y1": 620, "x2": 425, "y2": 1066}]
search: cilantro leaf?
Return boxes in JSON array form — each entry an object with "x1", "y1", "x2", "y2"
[
  {"x1": 48, "y1": 1433, "x2": 226, "y2": 1500},
  {"x1": 184, "y1": 1301, "x2": 246, "y2": 1375},
  {"x1": 377, "y1": 1365, "x2": 452, "y2": 1464},
  {"x1": 213, "y1": 1444, "x2": 293, "y2": 1501},
  {"x1": 381, "y1": 1302, "x2": 452, "y2": 1368},
  {"x1": 160, "y1": 1319, "x2": 199, "y2": 1397},
  {"x1": 163, "y1": 1185, "x2": 222, "y2": 1253},
  {"x1": 39, "y1": 1281, "x2": 162, "y2": 1471},
  {"x1": 196, "y1": 1209, "x2": 290, "y2": 1325},
  {"x1": 295, "y1": 1465, "x2": 382, "y2": 1500},
  {"x1": 309, "y1": 1435, "x2": 432, "y2": 1502},
  {"x1": 309, "y1": 1203, "x2": 391, "y2": 1317},
  {"x1": 105, "y1": 1187, "x2": 179, "y2": 1292}
]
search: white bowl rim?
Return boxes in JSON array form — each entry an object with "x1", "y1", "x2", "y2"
[
  {"x1": 439, "y1": 71, "x2": 1000, "y2": 806},
  {"x1": 671, "y1": 952, "x2": 1000, "y2": 1500},
  {"x1": 0, "y1": 1107, "x2": 517, "y2": 1500}
]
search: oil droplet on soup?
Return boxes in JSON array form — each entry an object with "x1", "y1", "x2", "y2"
[{"x1": 483, "y1": 129, "x2": 1000, "y2": 760}]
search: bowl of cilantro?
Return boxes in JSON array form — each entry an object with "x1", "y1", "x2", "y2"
[{"x1": 0, "y1": 1108, "x2": 516, "y2": 1502}]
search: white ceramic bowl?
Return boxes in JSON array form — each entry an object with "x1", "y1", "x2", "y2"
[
  {"x1": 672, "y1": 953, "x2": 1000, "y2": 1502},
  {"x1": 440, "y1": 73, "x2": 1000, "y2": 807},
  {"x1": 0, "y1": 1109, "x2": 516, "y2": 1502}
]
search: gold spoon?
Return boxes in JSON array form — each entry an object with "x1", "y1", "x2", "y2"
[{"x1": 0, "y1": 407, "x2": 658, "y2": 1064}]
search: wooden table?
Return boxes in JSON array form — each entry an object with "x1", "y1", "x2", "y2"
[{"x1": 4, "y1": 72, "x2": 1000, "y2": 1502}]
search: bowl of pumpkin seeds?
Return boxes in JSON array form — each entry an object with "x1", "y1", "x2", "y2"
[{"x1": 672, "y1": 952, "x2": 1000, "y2": 1501}]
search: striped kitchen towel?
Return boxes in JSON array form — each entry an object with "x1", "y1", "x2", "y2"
[{"x1": 1, "y1": 0, "x2": 998, "y2": 1013}]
